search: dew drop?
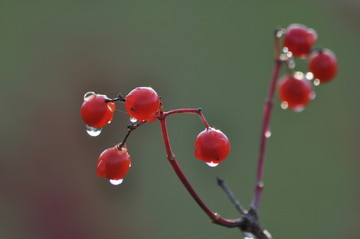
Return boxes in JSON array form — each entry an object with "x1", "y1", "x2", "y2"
[
  {"x1": 243, "y1": 232, "x2": 256, "y2": 239},
  {"x1": 129, "y1": 117, "x2": 138, "y2": 123},
  {"x1": 206, "y1": 162, "x2": 219, "y2": 167},
  {"x1": 294, "y1": 71, "x2": 304, "y2": 80},
  {"x1": 293, "y1": 106, "x2": 304, "y2": 112},
  {"x1": 83, "y1": 91, "x2": 96, "y2": 101},
  {"x1": 276, "y1": 29, "x2": 284, "y2": 38},
  {"x1": 313, "y1": 79, "x2": 320, "y2": 86},
  {"x1": 279, "y1": 54, "x2": 288, "y2": 61},
  {"x1": 86, "y1": 125, "x2": 102, "y2": 137},
  {"x1": 305, "y1": 72, "x2": 314, "y2": 80},
  {"x1": 265, "y1": 130, "x2": 272, "y2": 138},
  {"x1": 109, "y1": 178, "x2": 123, "y2": 185},
  {"x1": 281, "y1": 101, "x2": 288, "y2": 110}
]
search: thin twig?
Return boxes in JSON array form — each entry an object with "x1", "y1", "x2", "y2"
[
  {"x1": 118, "y1": 121, "x2": 146, "y2": 149},
  {"x1": 217, "y1": 177, "x2": 246, "y2": 215}
]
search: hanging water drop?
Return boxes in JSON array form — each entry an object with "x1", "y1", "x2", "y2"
[
  {"x1": 313, "y1": 79, "x2": 320, "y2": 86},
  {"x1": 280, "y1": 101, "x2": 288, "y2": 110},
  {"x1": 109, "y1": 178, "x2": 123, "y2": 185},
  {"x1": 129, "y1": 117, "x2": 138, "y2": 123},
  {"x1": 83, "y1": 91, "x2": 96, "y2": 101},
  {"x1": 294, "y1": 71, "x2": 304, "y2": 80},
  {"x1": 305, "y1": 72, "x2": 314, "y2": 80},
  {"x1": 243, "y1": 232, "x2": 255, "y2": 239},
  {"x1": 86, "y1": 125, "x2": 102, "y2": 137},
  {"x1": 293, "y1": 106, "x2": 305, "y2": 112},
  {"x1": 265, "y1": 130, "x2": 272, "y2": 138},
  {"x1": 206, "y1": 162, "x2": 219, "y2": 168}
]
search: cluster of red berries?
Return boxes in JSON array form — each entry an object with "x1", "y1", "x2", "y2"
[
  {"x1": 278, "y1": 24, "x2": 338, "y2": 111},
  {"x1": 80, "y1": 87, "x2": 231, "y2": 184}
]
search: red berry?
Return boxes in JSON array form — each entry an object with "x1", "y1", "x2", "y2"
[
  {"x1": 125, "y1": 87, "x2": 161, "y2": 122},
  {"x1": 80, "y1": 92, "x2": 116, "y2": 128},
  {"x1": 308, "y1": 48, "x2": 337, "y2": 83},
  {"x1": 278, "y1": 73, "x2": 314, "y2": 111},
  {"x1": 96, "y1": 145, "x2": 131, "y2": 180},
  {"x1": 194, "y1": 127, "x2": 230, "y2": 165},
  {"x1": 283, "y1": 24, "x2": 317, "y2": 58}
]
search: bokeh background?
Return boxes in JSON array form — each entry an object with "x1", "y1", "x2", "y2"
[{"x1": 1, "y1": 0, "x2": 359, "y2": 238}]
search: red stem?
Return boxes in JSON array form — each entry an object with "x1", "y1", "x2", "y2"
[
  {"x1": 251, "y1": 57, "x2": 283, "y2": 209},
  {"x1": 164, "y1": 108, "x2": 210, "y2": 128},
  {"x1": 158, "y1": 112, "x2": 241, "y2": 227}
]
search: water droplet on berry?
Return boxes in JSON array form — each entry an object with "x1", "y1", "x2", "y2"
[
  {"x1": 265, "y1": 130, "x2": 272, "y2": 138},
  {"x1": 129, "y1": 117, "x2": 138, "y2": 123},
  {"x1": 281, "y1": 101, "x2": 288, "y2": 110},
  {"x1": 293, "y1": 106, "x2": 305, "y2": 112},
  {"x1": 206, "y1": 162, "x2": 219, "y2": 167},
  {"x1": 305, "y1": 72, "x2": 314, "y2": 80},
  {"x1": 313, "y1": 79, "x2": 320, "y2": 86},
  {"x1": 83, "y1": 91, "x2": 96, "y2": 101},
  {"x1": 86, "y1": 125, "x2": 102, "y2": 137},
  {"x1": 109, "y1": 178, "x2": 123, "y2": 185},
  {"x1": 243, "y1": 232, "x2": 255, "y2": 239}
]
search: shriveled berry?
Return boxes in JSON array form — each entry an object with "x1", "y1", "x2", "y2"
[
  {"x1": 284, "y1": 24, "x2": 317, "y2": 58},
  {"x1": 194, "y1": 127, "x2": 230, "y2": 165},
  {"x1": 308, "y1": 48, "x2": 337, "y2": 83},
  {"x1": 125, "y1": 87, "x2": 161, "y2": 122},
  {"x1": 80, "y1": 92, "x2": 116, "y2": 128},
  {"x1": 96, "y1": 145, "x2": 131, "y2": 180},
  {"x1": 278, "y1": 73, "x2": 313, "y2": 111}
]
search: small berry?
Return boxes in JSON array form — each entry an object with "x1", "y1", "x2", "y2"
[
  {"x1": 125, "y1": 87, "x2": 161, "y2": 122},
  {"x1": 96, "y1": 145, "x2": 131, "y2": 180},
  {"x1": 278, "y1": 73, "x2": 314, "y2": 111},
  {"x1": 194, "y1": 127, "x2": 230, "y2": 165},
  {"x1": 80, "y1": 92, "x2": 116, "y2": 128},
  {"x1": 283, "y1": 24, "x2": 317, "y2": 58},
  {"x1": 308, "y1": 48, "x2": 337, "y2": 83}
]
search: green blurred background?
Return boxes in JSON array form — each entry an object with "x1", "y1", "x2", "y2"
[{"x1": 1, "y1": 0, "x2": 359, "y2": 238}]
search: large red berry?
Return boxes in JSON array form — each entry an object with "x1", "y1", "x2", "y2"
[
  {"x1": 308, "y1": 48, "x2": 337, "y2": 83},
  {"x1": 283, "y1": 24, "x2": 317, "y2": 58},
  {"x1": 96, "y1": 145, "x2": 131, "y2": 180},
  {"x1": 278, "y1": 73, "x2": 313, "y2": 111},
  {"x1": 194, "y1": 127, "x2": 230, "y2": 165},
  {"x1": 125, "y1": 87, "x2": 161, "y2": 122},
  {"x1": 80, "y1": 92, "x2": 116, "y2": 128}
]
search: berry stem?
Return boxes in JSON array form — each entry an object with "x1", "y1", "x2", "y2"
[
  {"x1": 105, "y1": 94, "x2": 126, "y2": 103},
  {"x1": 118, "y1": 120, "x2": 146, "y2": 149},
  {"x1": 251, "y1": 31, "x2": 284, "y2": 209},
  {"x1": 158, "y1": 114, "x2": 242, "y2": 228},
  {"x1": 163, "y1": 108, "x2": 210, "y2": 128}
]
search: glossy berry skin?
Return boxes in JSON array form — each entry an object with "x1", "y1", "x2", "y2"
[
  {"x1": 284, "y1": 24, "x2": 317, "y2": 58},
  {"x1": 125, "y1": 87, "x2": 161, "y2": 122},
  {"x1": 308, "y1": 49, "x2": 337, "y2": 83},
  {"x1": 96, "y1": 145, "x2": 131, "y2": 180},
  {"x1": 80, "y1": 92, "x2": 116, "y2": 128},
  {"x1": 278, "y1": 74, "x2": 313, "y2": 111},
  {"x1": 194, "y1": 127, "x2": 230, "y2": 164}
]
